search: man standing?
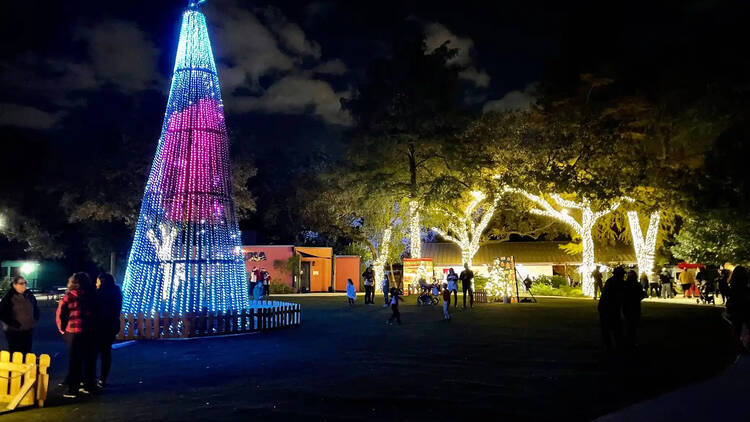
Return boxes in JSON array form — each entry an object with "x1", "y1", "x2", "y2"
[
  {"x1": 362, "y1": 265, "x2": 374, "y2": 305},
  {"x1": 598, "y1": 266, "x2": 625, "y2": 353},
  {"x1": 459, "y1": 263, "x2": 474, "y2": 309},
  {"x1": 659, "y1": 268, "x2": 673, "y2": 299},
  {"x1": 446, "y1": 269, "x2": 459, "y2": 308},
  {"x1": 592, "y1": 266, "x2": 604, "y2": 300}
]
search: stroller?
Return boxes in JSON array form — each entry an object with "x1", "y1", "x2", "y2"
[
  {"x1": 697, "y1": 280, "x2": 715, "y2": 305},
  {"x1": 417, "y1": 282, "x2": 439, "y2": 306}
]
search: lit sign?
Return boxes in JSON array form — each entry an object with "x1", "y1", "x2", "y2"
[{"x1": 244, "y1": 252, "x2": 267, "y2": 262}]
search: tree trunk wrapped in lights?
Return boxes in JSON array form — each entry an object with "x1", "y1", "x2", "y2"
[
  {"x1": 627, "y1": 211, "x2": 660, "y2": 280},
  {"x1": 121, "y1": 5, "x2": 249, "y2": 316},
  {"x1": 504, "y1": 188, "x2": 621, "y2": 296},
  {"x1": 432, "y1": 191, "x2": 499, "y2": 267},
  {"x1": 372, "y1": 227, "x2": 392, "y2": 292},
  {"x1": 408, "y1": 200, "x2": 421, "y2": 259}
]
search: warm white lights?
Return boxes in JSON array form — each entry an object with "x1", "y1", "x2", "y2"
[
  {"x1": 628, "y1": 211, "x2": 660, "y2": 280},
  {"x1": 504, "y1": 187, "x2": 621, "y2": 296},
  {"x1": 432, "y1": 191, "x2": 498, "y2": 267},
  {"x1": 409, "y1": 200, "x2": 421, "y2": 259}
]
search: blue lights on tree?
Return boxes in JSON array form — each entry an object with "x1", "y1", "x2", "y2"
[{"x1": 121, "y1": 6, "x2": 249, "y2": 315}]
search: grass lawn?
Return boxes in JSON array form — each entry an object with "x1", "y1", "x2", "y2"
[{"x1": 4, "y1": 296, "x2": 736, "y2": 421}]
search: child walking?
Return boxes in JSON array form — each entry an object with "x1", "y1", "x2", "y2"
[
  {"x1": 346, "y1": 278, "x2": 356, "y2": 305},
  {"x1": 442, "y1": 283, "x2": 451, "y2": 320},
  {"x1": 387, "y1": 287, "x2": 403, "y2": 325}
]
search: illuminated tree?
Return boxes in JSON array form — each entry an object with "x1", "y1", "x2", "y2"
[
  {"x1": 505, "y1": 188, "x2": 621, "y2": 296},
  {"x1": 121, "y1": 5, "x2": 249, "y2": 315},
  {"x1": 431, "y1": 190, "x2": 498, "y2": 267},
  {"x1": 627, "y1": 210, "x2": 660, "y2": 278}
]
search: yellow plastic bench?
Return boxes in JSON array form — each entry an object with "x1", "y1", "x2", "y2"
[{"x1": 0, "y1": 350, "x2": 50, "y2": 412}]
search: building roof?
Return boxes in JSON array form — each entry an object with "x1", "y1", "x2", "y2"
[{"x1": 422, "y1": 241, "x2": 636, "y2": 266}]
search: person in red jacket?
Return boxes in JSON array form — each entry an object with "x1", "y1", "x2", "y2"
[{"x1": 56, "y1": 272, "x2": 94, "y2": 398}]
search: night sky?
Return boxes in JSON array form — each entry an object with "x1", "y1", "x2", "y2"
[{"x1": 1, "y1": 0, "x2": 747, "y2": 258}]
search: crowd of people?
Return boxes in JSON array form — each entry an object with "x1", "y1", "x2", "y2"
[
  {"x1": 0, "y1": 272, "x2": 123, "y2": 399},
  {"x1": 597, "y1": 264, "x2": 750, "y2": 356},
  {"x1": 345, "y1": 263, "x2": 477, "y2": 325}
]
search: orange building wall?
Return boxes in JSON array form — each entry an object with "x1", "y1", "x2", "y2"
[
  {"x1": 304, "y1": 257, "x2": 331, "y2": 292},
  {"x1": 241, "y1": 246, "x2": 294, "y2": 287},
  {"x1": 334, "y1": 256, "x2": 361, "y2": 292}
]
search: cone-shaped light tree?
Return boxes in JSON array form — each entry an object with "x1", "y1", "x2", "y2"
[{"x1": 121, "y1": 4, "x2": 249, "y2": 315}]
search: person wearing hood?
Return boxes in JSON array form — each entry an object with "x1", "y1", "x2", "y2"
[
  {"x1": 93, "y1": 273, "x2": 122, "y2": 388},
  {"x1": 56, "y1": 272, "x2": 94, "y2": 398},
  {"x1": 0, "y1": 276, "x2": 40, "y2": 354}
]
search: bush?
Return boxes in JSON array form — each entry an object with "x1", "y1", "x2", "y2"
[
  {"x1": 534, "y1": 275, "x2": 569, "y2": 288},
  {"x1": 269, "y1": 282, "x2": 296, "y2": 294},
  {"x1": 473, "y1": 274, "x2": 488, "y2": 291},
  {"x1": 530, "y1": 284, "x2": 585, "y2": 297}
]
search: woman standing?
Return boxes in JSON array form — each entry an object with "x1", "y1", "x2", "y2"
[
  {"x1": 94, "y1": 273, "x2": 122, "y2": 388},
  {"x1": 0, "y1": 276, "x2": 40, "y2": 354},
  {"x1": 56, "y1": 272, "x2": 94, "y2": 398}
]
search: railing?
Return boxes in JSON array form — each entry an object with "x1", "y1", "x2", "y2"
[
  {"x1": 117, "y1": 301, "x2": 301, "y2": 340},
  {"x1": 0, "y1": 351, "x2": 50, "y2": 412},
  {"x1": 474, "y1": 290, "x2": 488, "y2": 303}
]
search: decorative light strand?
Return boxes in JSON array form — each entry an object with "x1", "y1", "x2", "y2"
[
  {"x1": 627, "y1": 211, "x2": 660, "y2": 280},
  {"x1": 503, "y1": 187, "x2": 621, "y2": 296},
  {"x1": 408, "y1": 200, "x2": 421, "y2": 259},
  {"x1": 121, "y1": 9, "x2": 249, "y2": 316},
  {"x1": 373, "y1": 227, "x2": 392, "y2": 292},
  {"x1": 433, "y1": 191, "x2": 498, "y2": 268}
]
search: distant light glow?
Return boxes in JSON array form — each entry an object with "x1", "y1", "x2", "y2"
[
  {"x1": 121, "y1": 9, "x2": 248, "y2": 315},
  {"x1": 409, "y1": 200, "x2": 421, "y2": 258},
  {"x1": 20, "y1": 262, "x2": 37, "y2": 275},
  {"x1": 432, "y1": 190, "x2": 498, "y2": 268}
]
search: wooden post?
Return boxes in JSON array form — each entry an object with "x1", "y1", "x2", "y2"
[
  {"x1": 181, "y1": 313, "x2": 191, "y2": 338},
  {"x1": 154, "y1": 312, "x2": 161, "y2": 339},
  {"x1": 127, "y1": 313, "x2": 135, "y2": 340},
  {"x1": 249, "y1": 308, "x2": 256, "y2": 331},
  {"x1": 171, "y1": 312, "x2": 181, "y2": 338},
  {"x1": 207, "y1": 312, "x2": 215, "y2": 336},
  {"x1": 137, "y1": 312, "x2": 145, "y2": 339},
  {"x1": 118, "y1": 314, "x2": 126, "y2": 340},
  {"x1": 20, "y1": 353, "x2": 36, "y2": 406},
  {"x1": 36, "y1": 354, "x2": 50, "y2": 407}
]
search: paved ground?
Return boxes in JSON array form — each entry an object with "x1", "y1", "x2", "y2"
[{"x1": 2, "y1": 295, "x2": 736, "y2": 421}]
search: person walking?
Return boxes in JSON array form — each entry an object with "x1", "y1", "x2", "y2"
[
  {"x1": 660, "y1": 268, "x2": 673, "y2": 299},
  {"x1": 623, "y1": 270, "x2": 646, "y2": 352},
  {"x1": 346, "y1": 278, "x2": 356, "y2": 305},
  {"x1": 93, "y1": 273, "x2": 122, "y2": 388},
  {"x1": 598, "y1": 266, "x2": 625, "y2": 353},
  {"x1": 381, "y1": 273, "x2": 390, "y2": 307},
  {"x1": 362, "y1": 265, "x2": 374, "y2": 305},
  {"x1": 56, "y1": 272, "x2": 95, "y2": 398},
  {"x1": 387, "y1": 287, "x2": 403, "y2": 325},
  {"x1": 0, "y1": 276, "x2": 40, "y2": 354},
  {"x1": 442, "y1": 283, "x2": 451, "y2": 320},
  {"x1": 253, "y1": 279, "x2": 265, "y2": 301},
  {"x1": 446, "y1": 269, "x2": 459, "y2": 308},
  {"x1": 592, "y1": 266, "x2": 604, "y2": 300},
  {"x1": 639, "y1": 272, "x2": 650, "y2": 297},
  {"x1": 459, "y1": 263, "x2": 474, "y2": 309},
  {"x1": 249, "y1": 266, "x2": 258, "y2": 298}
]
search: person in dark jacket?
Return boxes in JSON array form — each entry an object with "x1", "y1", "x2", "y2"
[
  {"x1": 94, "y1": 273, "x2": 122, "y2": 388},
  {"x1": 459, "y1": 263, "x2": 474, "y2": 309},
  {"x1": 622, "y1": 270, "x2": 646, "y2": 352},
  {"x1": 726, "y1": 266, "x2": 749, "y2": 354},
  {"x1": 56, "y1": 272, "x2": 95, "y2": 398},
  {"x1": 598, "y1": 266, "x2": 625, "y2": 352},
  {"x1": 0, "y1": 276, "x2": 40, "y2": 354},
  {"x1": 717, "y1": 269, "x2": 730, "y2": 305}
]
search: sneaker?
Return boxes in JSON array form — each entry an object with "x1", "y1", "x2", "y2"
[
  {"x1": 79, "y1": 387, "x2": 92, "y2": 395},
  {"x1": 97, "y1": 380, "x2": 106, "y2": 389},
  {"x1": 63, "y1": 392, "x2": 78, "y2": 399}
]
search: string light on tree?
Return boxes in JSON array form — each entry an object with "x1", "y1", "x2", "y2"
[
  {"x1": 408, "y1": 200, "x2": 422, "y2": 259},
  {"x1": 503, "y1": 187, "x2": 621, "y2": 296},
  {"x1": 121, "y1": 4, "x2": 249, "y2": 316},
  {"x1": 627, "y1": 211, "x2": 660, "y2": 280},
  {"x1": 432, "y1": 191, "x2": 498, "y2": 267},
  {"x1": 486, "y1": 258, "x2": 514, "y2": 300},
  {"x1": 373, "y1": 227, "x2": 392, "y2": 292}
]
